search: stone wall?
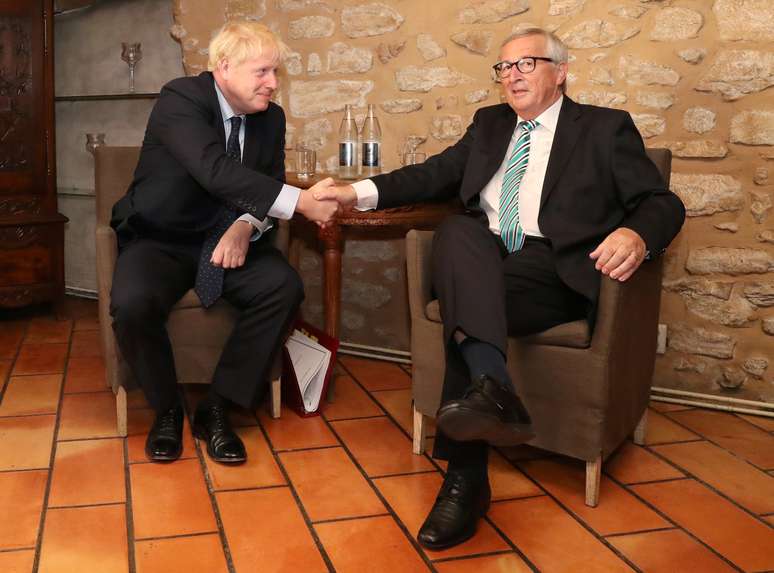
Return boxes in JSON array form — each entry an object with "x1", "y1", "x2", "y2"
[{"x1": 171, "y1": 0, "x2": 773, "y2": 401}]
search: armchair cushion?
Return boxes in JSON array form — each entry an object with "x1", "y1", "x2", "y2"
[{"x1": 424, "y1": 300, "x2": 590, "y2": 348}]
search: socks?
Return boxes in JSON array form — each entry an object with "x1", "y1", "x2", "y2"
[
  {"x1": 447, "y1": 451, "x2": 488, "y2": 483},
  {"x1": 458, "y1": 337, "x2": 512, "y2": 390},
  {"x1": 201, "y1": 387, "x2": 229, "y2": 409}
]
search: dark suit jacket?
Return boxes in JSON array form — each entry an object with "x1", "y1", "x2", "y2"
[
  {"x1": 111, "y1": 71, "x2": 286, "y2": 245},
  {"x1": 371, "y1": 97, "x2": 685, "y2": 307}
]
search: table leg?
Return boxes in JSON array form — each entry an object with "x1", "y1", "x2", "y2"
[
  {"x1": 319, "y1": 224, "x2": 343, "y2": 402},
  {"x1": 319, "y1": 224, "x2": 343, "y2": 339}
]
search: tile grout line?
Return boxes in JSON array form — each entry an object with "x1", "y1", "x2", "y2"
[
  {"x1": 602, "y1": 525, "x2": 677, "y2": 539},
  {"x1": 319, "y1": 415, "x2": 441, "y2": 573},
  {"x1": 340, "y1": 358, "x2": 542, "y2": 572},
  {"x1": 319, "y1": 361, "x2": 445, "y2": 570},
  {"x1": 252, "y1": 406, "x2": 338, "y2": 573},
  {"x1": 502, "y1": 458, "x2": 644, "y2": 573},
  {"x1": 660, "y1": 409, "x2": 774, "y2": 475},
  {"x1": 642, "y1": 432, "x2": 774, "y2": 525},
  {"x1": 310, "y1": 512, "x2": 392, "y2": 526},
  {"x1": 123, "y1": 434, "x2": 137, "y2": 573},
  {"x1": 0, "y1": 321, "x2": 29, "y2": 406},
  {"x1": 606, "y1": 462, "x2": 746, "y2": 572},
  {"x1": 730, "y1": 411, "x2": 774, "y2": 435},
  {"x1": 30, "y1": 319, "x2": 73, "y2": 573},
  {"x1": 133, "y1": 529, "x2": 220, "y2": 543},
  {"x1": 184, "y1": 394, "x2": 239, "y2": 573},
  {"x1": 336, "y1": 360, "x2": 449, "y2": 475},
  {"x1": 430, "y1": 548, "x2": 517, "y2": 565}
]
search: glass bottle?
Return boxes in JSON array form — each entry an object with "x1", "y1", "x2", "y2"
[
  {"x1": 338, "y1": 104, "x2": 358, "y2": 179},
  {"x1": 360, "y1": 104, "x2": 382, "y2": 177}
]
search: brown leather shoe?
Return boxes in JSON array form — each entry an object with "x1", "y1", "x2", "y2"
[
  {"x1": 436, "y1": 374, "x2": 534, "y2": 447},
  {"x1": 417, "y1": 471, "x2": 490, "y2": 550}
]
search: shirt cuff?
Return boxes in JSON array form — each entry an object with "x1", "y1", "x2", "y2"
[
  {"x1": 236, "y1": 214, "x2": 273, "y2": 242},
  {"x1": 268, "y1": 184, "x2": 301, "y2": 220},
  {"x1": 352, "y1": 179, "x2": 378, "y2": 211}
]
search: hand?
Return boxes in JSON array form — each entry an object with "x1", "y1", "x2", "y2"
[
  {"x1": 295, "y1": 178, "x2": 339, "y2": 227},
  {"x1": 589, "y1": 227, "x2": 647, "y2": 282},
  {"x1": 211, "y1": 220, "x2": 253, "y2": 269},
  {"x1": 312, "y1": 182, "x2": 357, "y2": 207}
]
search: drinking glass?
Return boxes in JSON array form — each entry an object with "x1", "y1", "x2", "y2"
[
  {"x1": 296, "y1": 148, "x2": 316, "y2": 179},
  {"x1": 402, "y1": 151, "x2": 426, "y2": 166},
  {"x1": 121, "y1": 42, "x2": 143, "y2": 93}
]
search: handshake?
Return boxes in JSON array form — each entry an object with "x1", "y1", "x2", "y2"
[{"x1": 294, "y1": 177, "x2": 359, "y2": 228}]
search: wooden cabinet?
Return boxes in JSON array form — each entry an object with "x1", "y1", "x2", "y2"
[{"x1": 0, "y1": 0, "x2": 67, "y2": 309}]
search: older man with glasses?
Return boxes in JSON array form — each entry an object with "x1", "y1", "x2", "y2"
[{"x1": 315, "y1": 28, "x2": 685, "y2": 549}]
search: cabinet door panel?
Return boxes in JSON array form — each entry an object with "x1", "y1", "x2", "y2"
[{"x1": 0, "y1": 0, "x2": 45, "y2": 194}]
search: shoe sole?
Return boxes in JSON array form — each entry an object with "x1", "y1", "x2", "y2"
[
  {"x1": 193, "y1": 427, "x2": 247, "y2": 464},
  {"x1": 437, "y1": 405, "x2": 534, "y2": 447},
  {"x1": 145, "y1": 451, "x2": 182, "y2": 463}
]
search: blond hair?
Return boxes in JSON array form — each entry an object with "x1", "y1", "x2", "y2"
[{"x1": 208, "y1": 21, "x2": 286, "y2": 71}]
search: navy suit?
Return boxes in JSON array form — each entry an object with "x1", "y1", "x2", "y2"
[{"x1": 110, "y1": 72, "x2": 302, "y2": 412}]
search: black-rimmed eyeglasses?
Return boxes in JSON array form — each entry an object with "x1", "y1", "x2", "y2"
[{"x1": 492, "y1": 57, "x2": 555, "y2": 80}]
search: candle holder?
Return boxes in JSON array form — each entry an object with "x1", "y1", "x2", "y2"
[
  {"x1": 85, "y1": 133, "x2": 106, "y2": 156},
  {"x1": 121, "y1": 42, "x2": 143, "y2": 93}
]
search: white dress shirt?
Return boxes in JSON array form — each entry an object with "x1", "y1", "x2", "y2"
[
  {"x1": 214, "y1": 80, "x2": 300, "y2": 239},
  {"x1": 352, "y1": 96, "x2": 564, "y2": 239}
]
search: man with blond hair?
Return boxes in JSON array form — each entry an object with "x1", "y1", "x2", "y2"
[
  {"x1": 316, "y1": 28, "x2": 685, "y2": 548},
  {"x1": 110, "y1": 22, "x2": 336, "y2": 464}
]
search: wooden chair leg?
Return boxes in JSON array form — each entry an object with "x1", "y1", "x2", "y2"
[
  {"x1": 412, "y1": 405, "x2": 427, "y2": 455},
  {"x1": 585, "y1": 454, "x2": 602, "y2": 507},
  {"x1": 633, "y1": 409, "x2": 648, "y2": 446},
  {"x1": 116, "y1": 385, "x2": 128, "y2": 437},
  {"x1": 269, "y1": 377, "x2": 281, "y2": 419}
]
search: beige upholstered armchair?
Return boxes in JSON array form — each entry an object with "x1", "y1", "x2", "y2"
[
  {"x1": 407, "y1": 148, "x2": 671, "y2": 507},
  {"x1": 94, "y1": 146, "x2": 285, "y2": 436}
]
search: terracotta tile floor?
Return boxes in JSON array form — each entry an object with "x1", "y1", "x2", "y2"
[{"x1": 1, "y1": 301, "x2": 774, "y2": 572}]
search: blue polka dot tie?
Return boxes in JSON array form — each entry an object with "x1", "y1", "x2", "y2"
[
  {"x1": 499, "y1": 119, "x2": 538, "y2": 252},
  {"x1": 194, "y1": 116, "x2": 242, "y2": 308}
]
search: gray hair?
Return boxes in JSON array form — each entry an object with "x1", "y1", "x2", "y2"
[
  {"x1": 500, "y1": 27, "x2": 568, "y2": 92},
  {"x1": 500, "y1": 27, "x2": 569, "y2": 64}
]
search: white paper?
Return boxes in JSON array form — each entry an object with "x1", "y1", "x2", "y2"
[{"x1": 285, "y1": 329, "x2": 331, "y2": 413}]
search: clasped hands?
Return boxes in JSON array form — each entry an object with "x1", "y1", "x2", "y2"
[{"x1": 211, "y1": 178, "x2": 357, "y2": 270}]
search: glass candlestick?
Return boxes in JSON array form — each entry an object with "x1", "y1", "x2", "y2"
[
  {"x1": 121, "y1": 42, "x2": 143, "y2": 93},
  {"x1": 85, "y1": 133, "x2": 106, "y2": 156}
]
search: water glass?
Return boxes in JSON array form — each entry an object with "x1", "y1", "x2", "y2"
[
  {"x1": 296, "y1": 148, "x2": 316, "y2": 179},
  {"x1": 402, "y1": 151, "x2": 426, "y2": 166}
]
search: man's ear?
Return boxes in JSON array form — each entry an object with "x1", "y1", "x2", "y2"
[
  {"x1": 556, "y1": 62, "x2": 567, "y2": 86},
  {"x1": 217, "y1": 58, "x2": 230, "y2": 78},
  {"x1": 555, "y1": 62, "x2": 568, "y2": 88}
]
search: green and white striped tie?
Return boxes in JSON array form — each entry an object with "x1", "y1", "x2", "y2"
[{"x1": 499, "y1": 119, "x2": 538, "y2": 252}]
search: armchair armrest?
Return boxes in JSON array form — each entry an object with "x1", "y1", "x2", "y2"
[
  {"x1": 95, "y1": 225, "x2": 118, "y2": 297},
  {"x1": 591, "y1": 257, "x2": 664, "y2": 356},
  {"x1": 405, "y1": 230, "x2": 435, "y2": 321}
]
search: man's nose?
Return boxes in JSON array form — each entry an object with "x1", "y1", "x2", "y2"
[{"x1": 266, "y1": 71, "x2": 278, "y2": 90}]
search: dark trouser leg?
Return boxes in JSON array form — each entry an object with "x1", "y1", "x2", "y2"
[
  {"x1": 110, "y1": 239, "x2": 197, "y2": 413},
  {"x1": 430, "y1": 215, "x2": 586, "y2": 464},
  {"x1": 212, "y1": 240, "x2": 304, "y2": 409}
]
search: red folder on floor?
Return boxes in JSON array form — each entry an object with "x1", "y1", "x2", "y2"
[{"x1": 281, "y1": 320, "x2": 339, "y2": 417}]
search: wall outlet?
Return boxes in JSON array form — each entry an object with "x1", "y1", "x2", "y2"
[{"x1": 657, "y1": 323, "x2": 667, "y2": 355}]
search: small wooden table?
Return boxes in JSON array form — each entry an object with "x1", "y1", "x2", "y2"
[{"x1": 286, "y1": 172, "x2": 461, "y2": 338}]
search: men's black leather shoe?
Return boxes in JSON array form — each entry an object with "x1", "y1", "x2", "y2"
[
  {"x1": 145, "y1": 405, "x2": 184, "y2": 462},
  {"x1": 192, "y1": 403, "x2": 246, "y2": 464},
  {"x1": 436, "y1": 374, "x2": 534, "y2": 447},
  {"x1": 417, "y1": 471, "x2": 491, "y2": 550}
]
